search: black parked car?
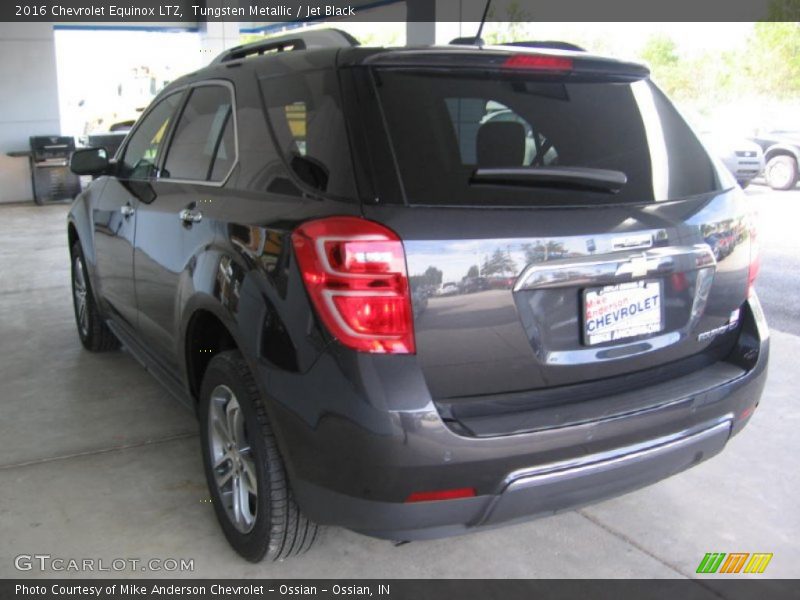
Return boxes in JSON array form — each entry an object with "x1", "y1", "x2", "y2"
[
  {"x1": 749, "y1": 129, "x2": 800, "y2": 190},
  {"x1": 68, "y1": 30, "x2": 769, "y2": 562}
]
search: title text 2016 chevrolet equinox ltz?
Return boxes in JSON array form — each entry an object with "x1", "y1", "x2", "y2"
[{"x1": 67, "y1": 30, "x2": 769, "y2": 561}]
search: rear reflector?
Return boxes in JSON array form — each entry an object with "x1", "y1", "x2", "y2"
[
  {"x1": 292, "y1": 216, "x2": 415, "y2": 354},
  {"x1": 747, "y1": 215, "x2": 760, "y2": 296},
  {"x1": 405, "y1": 488, "x2": 477, "y2": 503},
  {"x1": 748, "y1": 253, "x2": 760, "y2": 296},
  {"x1": 503, "y1": 54, "x2": 573, "y2": 71}
]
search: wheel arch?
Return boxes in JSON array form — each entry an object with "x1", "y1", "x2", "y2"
[
  {"x1": 182, "y1": 301, "x2": 243, "y2": 402},
  {"x1": 67, "y1": 191, "x2": 98, "y2": 268},
  {"x1": 764, "y1": 144, "x2": 800, "y2": 164},
  {"x1": 67, "y1": 221, "x2": 79, "y2": 249}
]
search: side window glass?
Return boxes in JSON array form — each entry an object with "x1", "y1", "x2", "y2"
[
  {"x1": 119, "y1": 93, "x2": 181, "y2": 180},
  {"x1": 261, "y1": 70, "x2": 356, "y2": 198},
  {"x1": 284, "y1": 102, "x2": 307, "y2": 156},
  {"x1": 209, "y1": 114, "x2": 235, "y2": 181},
  {"x1": 163, "y1": 85, "x2": 236, "y2": 182}
]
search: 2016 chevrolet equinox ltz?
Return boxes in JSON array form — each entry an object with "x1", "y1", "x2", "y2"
[{"x1": 67, "y1": 30, "x2": 769, "y2": 561}]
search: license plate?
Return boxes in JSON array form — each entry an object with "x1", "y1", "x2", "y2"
[{"x1": 583, "y1": 280, "x2": 663, "y2": 346}]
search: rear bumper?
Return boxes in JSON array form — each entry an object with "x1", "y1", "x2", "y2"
[
  {"x1": 294, "y1": 418, "x2": 732, "y2": 540},
  {"x1": 260, "y1": 294, "x2": 769, "y2": 541}
]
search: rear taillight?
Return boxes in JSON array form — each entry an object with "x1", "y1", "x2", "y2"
[
  {"x1": 291, "y1": 216, "x2": 415, "y2": 354},
  {"x1": 503, "y1": 54, "x2": 573, "y2": 71}
]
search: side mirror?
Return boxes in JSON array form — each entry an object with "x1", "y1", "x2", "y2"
[{"x1": 70, "y1": 147, "x2": 109, "y2": 176}]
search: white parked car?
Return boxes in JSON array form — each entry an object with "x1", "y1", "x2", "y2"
[{"x1": 701, "y1": 131, "x2": 765, "y2": 188}]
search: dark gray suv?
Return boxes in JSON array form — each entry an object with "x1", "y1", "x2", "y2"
[{"x1": 67, "y1": 30, "x2": 769, "y2": 561}]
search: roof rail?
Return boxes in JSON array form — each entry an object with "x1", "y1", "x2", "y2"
[{"x1": 211, "y1": 28, "x2": 359, "y2": 64}]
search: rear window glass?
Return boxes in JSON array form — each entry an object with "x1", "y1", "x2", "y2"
[
  {"x1": 260, "y1": 70, "x2": 356, "y2": 199},
  {"x1": 372, "y1": 71, "x2": 720, "y2": 206}
]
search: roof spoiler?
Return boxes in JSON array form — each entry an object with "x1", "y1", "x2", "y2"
[
  {"x1": 450, "y1": 39, "x2": 586, "y2": 53},
  {"x1": 505, "y1": 40, "x2": 586, "y2": 52},
  {"x1": 364, "y1": 48, "x2": 649, "y2": 83}
]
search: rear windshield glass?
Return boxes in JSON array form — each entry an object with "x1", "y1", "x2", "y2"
[{"x1": 372, "y1": 71, "x2": 721, "y2": 206}]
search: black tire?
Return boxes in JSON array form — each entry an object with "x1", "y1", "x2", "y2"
[
  {"x1": 199, "y1": 350, "x2": 319, "y2": 562},
  {"x1": 765, "y1": 155, "x2": 799, "y2": 191},
  {"x1": 70, "y1": 241, "x2": 120, "y2": 352}
]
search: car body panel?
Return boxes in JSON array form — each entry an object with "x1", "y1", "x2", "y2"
[
  {"x1": 750, "y1": 130, "x2": 800, "y2": 160},
  {"x1": 66, "y1": 40, "x2": 769, "y2": 542},
  {"x1": 90, "y1": 177, "x2": 142, "y2": 327},
  {"x1": 364, "y1": 189, "x2": 751, "y2": 399}
]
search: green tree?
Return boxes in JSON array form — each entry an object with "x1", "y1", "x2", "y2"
[
  {"x1": 483, "y1": 1, "x2": 534, "y2": 44},
  {"x1": 638, "y1": 23, "x2": 800, "y2": 106},
  {"x1": 466, "y1": 265, "x2": 480, "y2": 278},
  {"x1": 423, "y1": 265, "x2": 443, "y2": 287},
  {"x1": 640, "y1": 34, "x2": 680, "y2": 67},
  {"x1": 638, "y1": 34, "x2": 696, "y2": 100},
  {"x1": 741, "y1": 22, "x2": 800, "y2": 98},
  {"x1": 480, "y1": 248, "x2": 516, "y2": 276},
  {"x1": 410, "y1": 266, "x2": 443, "y2": 289},
  {"x1": 523, "y1": 241, "x2": 567, "y2": 263}
]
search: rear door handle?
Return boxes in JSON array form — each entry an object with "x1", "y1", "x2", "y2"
[
  {"x1": 178, "y1": 208, "x2": 202, "y2": 224},
  {"x1": 120, "y1": 204, "x2": 135, "y2": 218}
]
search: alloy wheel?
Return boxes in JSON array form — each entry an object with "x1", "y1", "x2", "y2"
[
  {"x1": 768, "y1": 160, "x2": 793, "y2": 189},
  {"x1": 72, "y1": 255, "x2": 89, "y2": 337},
  {"x1": 208, "y1": 384, "x2": 258, "y2": 533}
]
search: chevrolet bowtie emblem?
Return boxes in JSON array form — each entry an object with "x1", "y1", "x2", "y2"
[{"x1": 616, "y1": 254, "x2": 650, "y2": 278}]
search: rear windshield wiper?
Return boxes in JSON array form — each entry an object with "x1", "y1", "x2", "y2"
[{"x1": 470, "y1": 167, "x2": 627, "y2": 193}]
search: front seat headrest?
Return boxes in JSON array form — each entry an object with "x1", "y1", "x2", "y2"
[{"x1": 476, "y1": 121, "x2": 526, "y2": 167}]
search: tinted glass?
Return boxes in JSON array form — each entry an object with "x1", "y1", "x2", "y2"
[
  {"x1": 209, "y1": 115, "x2": 236, "y2": 182},
  {"x1": 260, "y1": 70, "x2": 356, "y2": 198},
  {"x1": 163, "y1": 85, "x2": 235, "y2": 182},
  {"x1": 119, "y1": 93, "x2": 181, "y2": 180},
  {"x1": 372, "y1": 71, "x2": 720, "y2": 206}
]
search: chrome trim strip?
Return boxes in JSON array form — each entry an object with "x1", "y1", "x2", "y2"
[
  {"x1": 544, "y1": 330, "x2": 681, "y2": 365},
  {"x1": 513, "y1": 244, "x2": 716, "y2": 291},
  {"x1": 502, "y1": 417, "x2": 732, "y2": 489}
]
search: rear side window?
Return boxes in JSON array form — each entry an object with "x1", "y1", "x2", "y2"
[
  {"x1": 371, "y1": 71, "x2": 720, "y2": 206},
  {"x1": 163, "y1": 85, "x2": 236, "y2": 182},
  {"x1": 260, "y1": 70, "x2": 356, "y2": 199}
]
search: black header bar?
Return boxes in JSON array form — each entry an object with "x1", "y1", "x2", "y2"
[
  {"x1": 1, "y1": 0, "x2": 798, "y2": 23},
  {"x1": 2, "y1": 579, "x2": 800, "y2": 600}
]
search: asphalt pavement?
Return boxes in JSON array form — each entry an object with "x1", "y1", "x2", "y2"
[{"x1": 745, "y1": 183, "x2": 800, "y2": 335}]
